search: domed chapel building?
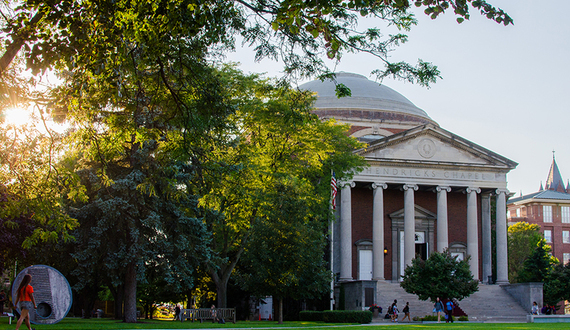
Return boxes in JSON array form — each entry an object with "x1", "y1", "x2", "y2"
[{"x1": 300, "y1": 72, "x2": 518, "y2": 310}]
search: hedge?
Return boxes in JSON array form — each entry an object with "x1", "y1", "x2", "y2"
[{"x1": 299, "y1": 311, "x2": 324, "y2": 322}]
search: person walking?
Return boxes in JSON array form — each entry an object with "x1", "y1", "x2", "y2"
[
  {"x1": 433, "y1": 297, "x2": 444, "y2": 323},
  {"x1": 445, "y1": 299, "x2": 454, "y2": 323},
  {"x1": 401, "y1": 302, "x2": 411, "y2": 322},
  {"x1": 14, "y1": 274, "x2": 37, "y2": 330},
  {"x1": 390, "y1": 300, "x2": 398, "y2": 322}
]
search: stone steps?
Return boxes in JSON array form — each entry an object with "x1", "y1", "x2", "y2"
[{"x1": 374, "y1": 282, "x2": 528, "y2": 323}]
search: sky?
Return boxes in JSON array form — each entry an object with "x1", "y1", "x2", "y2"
[{"x1": 226, "y1": 1, "x2": 570, "y2": 197}]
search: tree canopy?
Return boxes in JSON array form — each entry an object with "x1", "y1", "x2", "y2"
[
  {"x1": 400, "y1": 251, "x2": 478, "y2": 302},
  {"x1": 238, "y1": 179, "x2": 333, "y2": 324},
  {"x1": 508, "y1": 221, "x2": 543, "y2": 283},
  {"x1": 1, "y1": 0, "x2": 513, "y2": 322}
]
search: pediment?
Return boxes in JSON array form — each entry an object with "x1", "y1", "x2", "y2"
[
  {"x1": 357, "y1": 124, "x2": 517, "y2": 169},
  {"x1": 389, "y1": 205, "x2": 436, "y2": 220}
]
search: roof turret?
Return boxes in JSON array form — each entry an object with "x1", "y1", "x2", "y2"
[{"x1": 545, "y1": 152, "x2": 565, "y2": 193}]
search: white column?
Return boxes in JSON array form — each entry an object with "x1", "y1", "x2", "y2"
[
  {"x1": 436, "y1": 186, "x2": 451, "y2": 252},
  {"x1": 466, "y1": 187, "x2": 481, "y2": 281},
  {"x1": 481, "y1": 193, "x2": 492, "y2": 284},
  {"x1": 372, "y1": 182, "x2": 387, "y2": 280},
  {"x1": 403, "y1": 184, "x2": 418, "y2": 270},
  {"x1": 340, "y1": 181, "x2": 355, "y2": 281},
  {"x1": 496, "y1": 189, "x2": 509, "y2": 284}
]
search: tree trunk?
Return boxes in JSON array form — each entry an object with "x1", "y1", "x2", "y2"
[
  {"x1": 108, "y1": 283, "x2": 124, "y2": 320},
  {"x1": 0, "y1": 11, "x2": 44, "y2": 73},
  {"x1": 278, "y1": 297, "x2": 283, "y2": 324},
  {"x1": 216, "y1": 278, "x2": 228, "y2": 308},
  {"x1": 123, "y1": 262, "x2": 138, "y2": 323}
]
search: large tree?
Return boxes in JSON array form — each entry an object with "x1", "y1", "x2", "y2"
[
  {"x1": 238, "y1": 180, "x2": 333, "y2": 324},
  {"x1": 400, "y1": 251, "x2": 479, "y2": 302},
  {"x1": 198, "y1": 68, "x2": 365, "y2": 308},
  {"x1": 544, "y1": 261, "x2": 570, "y2": 308},
  {"x1": 517, "y1": 239, "x2": 558, "y2": 284},
  {"x1": 508, "y1": 222, "x2": 543, "y2": 283}
]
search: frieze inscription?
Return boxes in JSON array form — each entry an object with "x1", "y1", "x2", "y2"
[{"x1": 361, "y1": 166, "x2": 497, "y2": 181}]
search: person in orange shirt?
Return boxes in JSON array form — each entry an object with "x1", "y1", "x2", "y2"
[{"x1": 14, "y1": 274, "x2": 37, "y2": 330}]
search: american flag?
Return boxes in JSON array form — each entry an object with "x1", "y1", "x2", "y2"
[{"x1": 331, "y1": 171, "x2": 337, "y2": 210}]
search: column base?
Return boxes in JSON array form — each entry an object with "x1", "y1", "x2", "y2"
[{"x1": 339, "y1": 277, "x2": 353, "y2": 282}]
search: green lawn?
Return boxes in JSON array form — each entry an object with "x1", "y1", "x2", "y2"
[{"x1": 0, "y1": 318, "x2": 569, "y2": 330}]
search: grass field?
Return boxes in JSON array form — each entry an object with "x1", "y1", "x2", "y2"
[{"x1": 0, "y1": 318, "x2": 568, "y2": 330}]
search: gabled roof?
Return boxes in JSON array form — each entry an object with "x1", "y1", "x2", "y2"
[
  {"x1": 355, "y1": 123, "x2": 518, "y2": 170},
  {"x1": 508, "y1": 189, "x2": 570, "y2": 204}
]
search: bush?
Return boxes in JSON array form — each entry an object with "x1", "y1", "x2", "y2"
[
  {"x1": 322, "y1": 310, "x2": 372, "y2": 324},
  {"x1": 420, "y1": 315, "x2": 438, "y2": 321},
  {"x1": 299, "y1": 311, "x2": 324, "y2": 322},
  {"x1": 458, "y1": 316, "x2": 469, "y2": 321}
]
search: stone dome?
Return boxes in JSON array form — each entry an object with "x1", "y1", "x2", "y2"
[{"x1": 300, "y1": 72, "x2": 437, "y2": 126}]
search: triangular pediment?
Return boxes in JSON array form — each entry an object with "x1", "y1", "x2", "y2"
[
  {"x1": 357, "y1": 124, "x2": 517, "y2": 169},
  {"x1": 389, "y1": 205, "x2": 436, "y2": 220}
]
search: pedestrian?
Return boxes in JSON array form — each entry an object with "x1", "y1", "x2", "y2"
[
  {"x1": 433, "y1": 297, "x2": 444, "y2": 323},
  {"x1": 390, "y1": 299, "x2": 398, "y2": 322},
  {"x1": 445, "y1": 298, "x2": 454, "y2": 323},
  {"x1": 14, "y1": 274, "x2": 37, "y2": 330},
  {"x1": 174, "y1": 304, "x2": 181, "y2": 321},
  {"x1": 531, "y1": 301, "x2": 539, "y2": 315},
  {"x1": 401, "y1": 302, "x2": 411, "y2": 322},
  {"x1": 210, "y1": 304, "x2": 218, "y2": 322}
]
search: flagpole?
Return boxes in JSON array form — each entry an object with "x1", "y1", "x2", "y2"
[{"x1": 329, "y1": 170, "x2": 336, "y2": 310}]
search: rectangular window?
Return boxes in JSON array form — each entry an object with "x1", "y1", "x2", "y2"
[
  {"x1": 544, "y1": 230, "x2": 552, "y2": 243},
  {"x1": 544, "y1": 205, "x2": 553, "y2": 223},
  {"x1": 562, "y1": 206, "x2": 570, "y2": 223},
  {"x1": 564, "y1": 253, "x2": 570, "y2": 266},
  {"x1": 565, "y1": 231, "x2": 570, "y2": 244},
  {"x1": 516, "y1": 208, "x2": 520, "y2": 217}
]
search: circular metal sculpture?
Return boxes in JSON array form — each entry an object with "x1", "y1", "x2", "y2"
[{"x1": 12, "y1": 265, "x2": 72, "y2": 325}]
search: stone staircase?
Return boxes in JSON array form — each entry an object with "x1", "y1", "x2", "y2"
[{"x1": 373, "y1": 281, "x2": 528, "y2": 323}]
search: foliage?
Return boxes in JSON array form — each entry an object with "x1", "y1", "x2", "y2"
[
  {"x1": 299, "y1": 311, "x2": 324, "y2": 322},
  {"x1": 237, "y1": 179, "x2": 333, "y2": 316},
  {"x1": 508, "y1": 221, "x2": 542, "y2": 283},
  {"x1": 400, "y1": 250, "x2": 478, "y2": 302},
  {"x1": 0, "y1": 185, "x2": 36, "y2": 274},
  {"x1": 516, "y1": 239, "x2": 558, "y2": 283},
  {"x1": 198, "y1": 67, "x2": 365, "y2": 308},
  {"x1": 0, "y1": 119, "x2": 79, "y2": 250},
  {"x1": 322, "y1": 310, "x2": 372, "y2": 324},
  {"x1": 543, "y1": 261, "x2": 570, "y2": 307}
]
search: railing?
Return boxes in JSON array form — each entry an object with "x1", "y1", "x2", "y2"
[{"x1": 180, "y1": 308, "x2": 236, "y2": 324}]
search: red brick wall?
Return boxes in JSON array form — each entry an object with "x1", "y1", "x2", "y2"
[{"x1": 350, "y1": 187, "x2": 478, "y2": 280}]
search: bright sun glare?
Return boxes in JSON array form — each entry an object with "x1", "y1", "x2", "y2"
[{"x1": 1, "y1": 107, "x2": 34, "y2": 127}]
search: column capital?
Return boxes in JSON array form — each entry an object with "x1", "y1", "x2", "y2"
[
  {"x1": 465, "y1": 187, "x2": 481, "y2": 194},
  {"x1": 372, "y1": 182, "x2": 388, "y2": 190},
  {"x1": 402, "y1": 184, "x2": 418, "y2": 191},
  {"x1": 339, "y1": 180, "x2": 355, "y2": 188},
  {"x1": 495, "y1": 188, "x2": 509, "y2": 196},
  {"x1": 436, "y1": 185, "x2": 451, "y2": 193}
]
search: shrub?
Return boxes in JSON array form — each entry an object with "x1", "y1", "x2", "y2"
[
  {"x1": 299, "y1": 311, "x2": 324, "y2": 322},
  {"x1": 458, "y1": 316, "x2": 469, "y2": 321},
  {"x1": 420, "y1": 315, "x2": 438, "y2": 321},
  {"x1": 322, "y1": 310, "x2": 372, "y2": 324}
]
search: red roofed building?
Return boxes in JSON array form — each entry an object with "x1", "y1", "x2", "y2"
[{"x1": 507, "y1": 154, "x2": 570, "y2": 267}]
